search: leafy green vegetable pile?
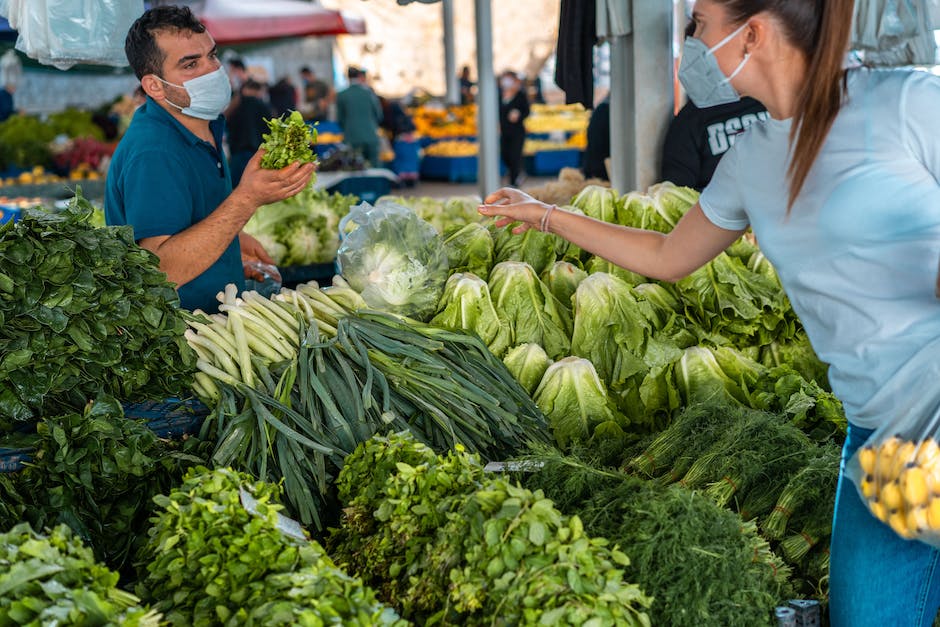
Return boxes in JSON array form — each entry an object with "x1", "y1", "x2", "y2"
[
  {"x1": 187, "y1": 282, "x2": 549, "y2": 528},
  {"x1": 0, "y1": 193, "x2": 196, "y2": 429},
  {"x1": 379, "y1": 195, "x2": 484, "y2": 235},
  {"x1": 329, "y1": 432, "x2": 652, "y2": 626},
  {"x1": 0, "y1": 397, "x2": 205, "y2": 570},
  {"x1": 244, "y1": 186, "x2": 358, "y2": 267},
  {"x1": 525, "y1": 446, "x2": 793, "y2": 627},
  {"x1": 425, "y1": 181, "x2": 844, "y2": 447},
  {"x1": 138, "y1": 466, "x2": 402, "y2": 626},
  {"x1": 0, "y1": 523, "x2": 159, "y2": 626},
  {"x1": 259, "y1": 110, "x2": 317, "y2": 170}
]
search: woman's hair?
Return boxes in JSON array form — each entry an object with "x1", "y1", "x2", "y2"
[{"x1": 717, "y1": 0, "x2": 854, "y2": 208}]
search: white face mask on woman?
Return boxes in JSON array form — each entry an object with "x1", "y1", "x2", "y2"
[
  {"x1": 155, "y1": 66, "x2": 232, "y2": 120},
  {"x1": 678, "y1": 22, "x2": 750, "y2": 108}
]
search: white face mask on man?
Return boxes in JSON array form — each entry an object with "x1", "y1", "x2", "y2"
[
  {"x1": 678, "y1": 22, "x2": 750, "y2": 108},
  {"x1": 155, "y1": 66, "x2": 232, "y2": 120}
]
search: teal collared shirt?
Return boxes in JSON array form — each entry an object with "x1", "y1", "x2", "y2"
[{"x1": 105, "y1": 96, "x2": 243, "y2": 313}]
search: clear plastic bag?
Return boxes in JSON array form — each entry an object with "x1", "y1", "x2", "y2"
[
  {"x1": 4, "y1": 0, "x2": 143, "y2": 70},
  {"x1": 336, "y1": 201, "x2": 448, "y2": 320},
  {"x1": 846, "y1": 387, "x2": 940, "y2": 547}
]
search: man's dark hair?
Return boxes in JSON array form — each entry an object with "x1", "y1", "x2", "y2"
[
  {"x1": 347, "y1": 66, "x2": 361, "y2": 80},
  {"x1": 242, "y1": 78, "x2": 263, "y2": 92},
  {"x1": 125, "y1": 5, "x2": 206, "y2": 80},
  {"x1": 299, "y1": 66, "x2": 313, "y2": 75},
  {"x1": 228, "y1": 58, "x2": 246, "y2": 71}
]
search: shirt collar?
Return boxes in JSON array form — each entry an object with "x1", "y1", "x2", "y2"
[{"x1": 142, "y1": 95, "x2": 226, "y2": 148}]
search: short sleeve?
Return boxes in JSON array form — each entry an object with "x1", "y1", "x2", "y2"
[
  {"x1": 122, "y1": 150, "x2": 195, "y2": 240},
  {"x1": 901, "y1": 71, "x2": 940, "y2": 182},
  {"x1": 697, "y1": 143, "x2": 750, "y2": 231}
]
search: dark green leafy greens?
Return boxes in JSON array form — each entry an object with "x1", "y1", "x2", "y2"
[
  {"x1": 0, "y1": 396, "x2": 206, "y2": 571},
  {"x1": 0, "y1": 192, "x2": 196, "y2": 429},
  {"x1": 259, "y1": 110, "x2": 317, "y2": 170}
]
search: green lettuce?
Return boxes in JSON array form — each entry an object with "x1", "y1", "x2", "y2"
[
  {"x1": 533, "y1": 356, "x2": 621, "y2": 449},
  {"x1": 585, "y1": 256, "x2": 647, "y2": 286},
  {"x1": 571, "y1": 185, "x2": 621, "y2": 224},
  {"x1": 431, "y1": 272, "x2": 511, "y2": 356},
  {"x1": 490, "y1": 221, "x2": 559, "y2": 275},
  {"x1": 542, "y1": 260, "x2": 588, "y2": 312},
  {"x1": 442, "y1": 222, "x2": 494, "y2": 279},
  {"x1": 488, "y1": 261, "x2": 572, "y2": 359},
  {"x1": 502, "y1": 343, "x2": 552, "y2": 396}
]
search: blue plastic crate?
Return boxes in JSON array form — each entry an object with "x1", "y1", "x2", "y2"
[
  {"x1": 327, "y1": 175, "x2": 392, "y2": 205},
  {"x1": 279, "y1": 261, "x2": 338, "y2": 288},
  {"x1": 420, "y1": 155, "x2": 478, "y2": 182},
  {"x1": 312, "y1": 120, "x2": 342, "y2": 135},
  {"x1": 121, "y1": 398, "x2": 210, "y2": 440},
  {"x1": 525, "y1": 149, "x2": 583, "y2": 176},
  {"x1": 392, "y1": 139, "x2": 420, "y2": 176},
  {"x1": 0, "y1": 447, "x2": 32, "y2": 472},
  {"x1": 0, "y1": 205, "x2": 21, "y2": 224}
]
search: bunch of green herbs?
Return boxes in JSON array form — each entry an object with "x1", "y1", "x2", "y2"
[
  {"x1": 259, "y1": 110, "x2": 317, "y2": 170},
  {"x1": 0, "y1": 191, "x2": 196, "y2": 428}
]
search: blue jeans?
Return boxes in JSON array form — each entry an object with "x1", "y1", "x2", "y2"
[{"x1": 830, "y1": 424, "x2": 940, "y2": 626}]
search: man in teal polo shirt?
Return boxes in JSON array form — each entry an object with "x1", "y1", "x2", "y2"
[{"x1": 106, "y1": 6, "x2": 315, "y2": 313}]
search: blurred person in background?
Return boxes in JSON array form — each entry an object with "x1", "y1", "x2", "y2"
[
  {"x1": 300, "y1": 66, "x2": 332, "y2": 122},
  {"x1": 226, "y1": 79, "x2": 272, "y2": 186},
  {"x1": 268, "y1": 75, "x2": 298, "y2": 118},
  {"x1": 583, "y1": 94, "x2": 610, "y2": 181},
  {"x1": 336, "y1": 66, "x2": 383, "y2": 167},
  {"x1": 660, "y1": 19, "x2": 768, "y2": 190},
  {"x1": 459, "y1": 65, "x2": 475, "y2": 105},
  {"x1": 499, "y1": 70, "x2": 529, "y2": 187}
]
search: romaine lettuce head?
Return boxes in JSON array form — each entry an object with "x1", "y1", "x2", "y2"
[
  {"x1": 555, "y1": 205, "x2": 587, "y2": 262},
  {"x1": 442, "y1": 222, "x2": 495, "y2": 279},
  {"x1": 675, "y1": 346, "x2": 747, "y2": 407},
  {"x1": 337, "y1": 201, "x2": 449, "y2": 319},
  {"x1": 533, "y1": 356, "x2": 618, "y2": 449},
  {"x1": 725, "y1": 235, "x2": 761, "y2": 262},
  {"x1": 646, "y1": 181, "x2": 698, "y2": 230},
  {"x1": 758, "y1": 332, "x2": 829, "y2": 389},
  {"x1": 709, "y1": 345, "x2": 766, "y2": 398},
  {"x1": 571, "y1": 185, "x2": 620, "y2": 224},
  {"x1": 488, "y1": 261, "x2": 572, "y2": 359},
  {"x1": 502, "y1": 343, "x2": 552, "y2": 395},
  {"x1": 490, "y1": 220, "x2": 559, "y2": 275},
  {"x1": 676, "y1": 251, "x2": 792, "y2": 348},
  {"x1": 542, "y1": 260, "x2": 588, "y2": 312},
  {"x1": 585, "y1": 256, "x2": 646, "y2": 286},
  {"x1": 571, "y1": 272, "x2": 654, "y2": 385},
  {"x1": 431, "y1": 272, "x2": 511, "y2": 356}
]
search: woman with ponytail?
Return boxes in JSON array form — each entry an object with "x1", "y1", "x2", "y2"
[{"x1": 481, "y1": 0, "x2": 940, "y2": 623}]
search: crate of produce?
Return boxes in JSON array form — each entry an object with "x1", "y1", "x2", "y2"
[
  {"x1": 327, "y1": 175, "x2": 393, "y2": 204},
  {"x1": 525, "y1": 149, "x2": 583, "y2": 176},
  {"x1": 121, "y1": 397, "x2": 210, "y2": 440},
  {"x1": 420, "y1": 155, "x2": 478, "y2": 182}
]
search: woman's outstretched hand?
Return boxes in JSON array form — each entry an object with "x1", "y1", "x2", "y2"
[{"x1": 478, "y1": 187, "x2": 550, "y2": 234}]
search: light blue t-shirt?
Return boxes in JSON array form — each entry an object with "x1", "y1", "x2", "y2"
[{"x1": 700, "y1": 67, "x2": 940, "y2": 430}]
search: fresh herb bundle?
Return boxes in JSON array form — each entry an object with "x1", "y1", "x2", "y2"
[
  {"x1": 1, "y1": 396, "x2": 205, "y2": 571},
  {"x1": 525, "y1": 448, "x2": 792, "y2": 627},
  {"x1": 0, "y1": 191, "x2": 196, "y2": 428},
  {"x1": 330, "y1": 433, "x2": 653, "y2": 626},
  {"x1": 260, "y1": 110, "x2": 317, "y2": 170},
  {"x1": 138, "y1": 466, "x2": 402, "y2": 627},
  {"x1": 0, "y1": 523, "x2": 160, "y2": 626}
]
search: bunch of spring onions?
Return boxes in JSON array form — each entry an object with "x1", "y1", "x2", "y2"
[{"x1": 184, "y1": 278, "x2": 549, "y2": 528}]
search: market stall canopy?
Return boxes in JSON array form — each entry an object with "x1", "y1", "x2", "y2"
[{"x1": 156, "y1": 0, "x2": 366, "y2": 45}]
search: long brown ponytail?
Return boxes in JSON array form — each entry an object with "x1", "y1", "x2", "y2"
[{"x1": 719, "y1": 0, "x2": 855, "y2": 208}]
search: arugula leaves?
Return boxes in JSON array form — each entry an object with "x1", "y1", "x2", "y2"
[{"x1": 260, "y1": 111, "x2": 317, "y2": 170}]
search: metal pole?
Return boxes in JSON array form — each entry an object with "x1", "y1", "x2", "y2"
[
  {"x1": 474, "y1": 0, "x2": 500, "y2": 196},
  {"x1": 442, "y1": 0, "x2": 459, "y2": 105},
  {"x1": 608, "y1": 35, "x2": 635, "y2": 194}
]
